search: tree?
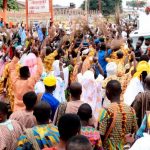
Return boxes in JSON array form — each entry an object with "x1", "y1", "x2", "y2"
[
  {"x1": 0, "y1": 0, "x2": 19, "y2": 10},
  {"x1": 126, "y1": 1, "x2": 146, "y2": 9},
  {"x1": 81, "y1": 0, "x2": 122, "y2": 16}
]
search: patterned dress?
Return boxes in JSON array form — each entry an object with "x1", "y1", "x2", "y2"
[
  {"x1": 17, "y1": 124, "x2": 60, "y2": 149},
  {"x1": 98, "y1": 102, "x2": 138, "y2": 150},
  {"x1": 81, "y1": 126, "x2": 103, "y2": 150}
]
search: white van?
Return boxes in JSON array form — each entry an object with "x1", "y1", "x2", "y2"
[{"x1": 130, "y1": 11, "x2": 150, "y2": 50}]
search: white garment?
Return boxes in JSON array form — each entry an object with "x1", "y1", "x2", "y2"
[
  {"x1": 124, "y1": 77, "x2": 144, "y2": 106},
  {"x1": 122, "y1": 31, "x2": 127, "y2": 39},
  {"x1": 78, "y1": 71, "x2": 103, "y2": 120},
  {"x1": 106, "y1": 62, "x2": 117, "y2": 77},
  {"x1": 52, "y1": 60, "x2": 69, "y2": 90},
  {"x1": 129, "y1": 133, "x2": 150, "y2": 150},
  {"x1": 52, "y1": 60, "x2": 60, "y2": 77},
  {"x1": 34, "y1": 80, "x2": 45, "y2": 94},
  {"x1": 53, "y1": 77, "x2": 66, "y2": 103}
]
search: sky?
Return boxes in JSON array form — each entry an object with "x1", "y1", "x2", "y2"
[{"x1": 53, "y1": 0, "x2": 84, "y2": 7}]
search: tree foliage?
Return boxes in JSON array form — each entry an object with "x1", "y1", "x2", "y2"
[
  {"x1": 81, "y1": 0, "x2": 122, "y2": 16},
  {"x1": 0, "y1": 0, "x2": 19, "y2": 10},
  {"x1": 126, "y1": 1, "x2": 146, "y2": 8}
]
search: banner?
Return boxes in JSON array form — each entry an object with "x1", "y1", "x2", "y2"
[{"x1": 28, "y1": 0, "x2": 49, "y2": 14}]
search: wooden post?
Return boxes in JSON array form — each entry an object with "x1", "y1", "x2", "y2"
[
  {"x1": 26, "y1": 0, "x2": 28, "y2": 30},
  {"x1": 49, "y1": 0, "x2": 54, "y2": 22},
  {"x1": 3, "y1": 0, "x2": 7, "y2": 22}
]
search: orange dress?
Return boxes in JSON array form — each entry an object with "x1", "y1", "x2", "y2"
[{"x1": 9, "y1": 57, "x2": 43, "y2": 111}]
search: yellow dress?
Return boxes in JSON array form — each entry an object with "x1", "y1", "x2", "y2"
[
  {"x1": 1, "y1": 63, "x2": 14, "y2": 109},
  {"x1": 1, "y1": 62, "x2": 20, "y2": 110}
]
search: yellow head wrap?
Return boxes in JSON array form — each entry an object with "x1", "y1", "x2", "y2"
[
  {"x1": 133, "y1": 61, "x2": 150, "y2": 78},
  {"x1": 43, "y1": 76, "x2": 57, "y2": 87}
]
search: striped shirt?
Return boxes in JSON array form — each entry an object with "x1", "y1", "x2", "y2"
[
  {"x1": 0, "y1": 120, "x2": 24, "y2": 150},
  {"x1": 10, "y1": 110, "x2": 37, "y2": 128}
]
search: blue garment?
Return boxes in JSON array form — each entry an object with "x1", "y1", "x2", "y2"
[
  {"x1": 98, "y1": 49, "x2": 112, "y2": 75},
  {"x1": 19, "y1": 27, "x2": 26, "y2": 45},
  {"x1": 37, "y1": 27, "x2": 44, "y2": 42},
  {"x1": 136, "y1": 115, "x2": 147, "y2": 139},
  {"x1": 94, "y1": 39, "x2": 100, "y2": 45},
  {"x1": 41, "y1": 93, "x2": 60, "y2": 120},
  {"x1": 0, "y1": 22, "x2": 4, "y2": 27}
]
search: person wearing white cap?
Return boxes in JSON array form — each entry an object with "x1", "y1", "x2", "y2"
[{"x1": 102, "y1": 62, "x2": 118, "y2": 88}]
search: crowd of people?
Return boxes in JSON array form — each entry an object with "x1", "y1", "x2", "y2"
[{"x1": 0, "y1": 11, "x2": 150, "y2": 150}]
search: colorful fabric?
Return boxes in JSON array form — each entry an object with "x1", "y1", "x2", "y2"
[
  {"x1": 43, "y1": 148, "x2": 57, "y2": 150},
  {"x1": 17, "y1": 124, "x2": 60, "y2": 149},
  {"x1": 98, "y1": 103, "x2": 138, "y2": 150},
  {"x1": 81, "y1": 126, "x2": 103, "y2": 150},
  {"x1": 53, "y1": 102, "x2": 67, "y2": 126},
  {"x1": 103, "y1": 73, "x2": 132, "y2": 102}
]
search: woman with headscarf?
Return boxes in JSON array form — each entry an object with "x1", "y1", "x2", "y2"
[
  {"x1": 124, "y1": 61, "x2": 150, "y2": 106},
  {"x1": 78, "y1": 70, "x2": 103, "y2": 121}
]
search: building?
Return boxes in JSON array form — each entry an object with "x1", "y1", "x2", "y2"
[
  {"x1": 17, "y1": 0, "x2": 25, "y2": 10},
  {"x1": 122, "y1": 0, "x2": 128, "y2": 9},
  {"x1": 16, "y1": 1, "x2": 75, "y2": 11}
]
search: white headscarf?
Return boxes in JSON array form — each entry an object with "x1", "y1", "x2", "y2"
[{"x1": 106, "y1": 62, "x2": 117, "y2": 77}]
